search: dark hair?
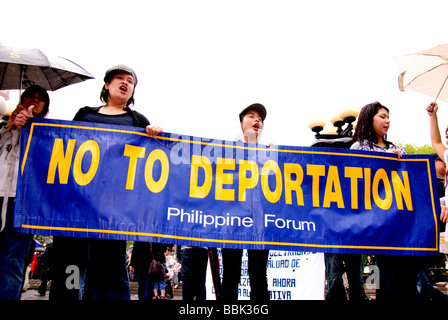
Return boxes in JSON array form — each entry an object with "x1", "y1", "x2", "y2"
[
  {"x1": 20, "y1": 85, "x2": 50, "y2": 118},
  {"x1": 100, "y1": 70, "x2": 135, "y2": 107},
  {"x1": 352, "y1": 101, "x2": 389, "y2": 149}
]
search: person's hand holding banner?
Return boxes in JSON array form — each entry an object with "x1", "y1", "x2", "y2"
[{"x1": 146, "y1": 124, "x2": 163, "y2": 138}]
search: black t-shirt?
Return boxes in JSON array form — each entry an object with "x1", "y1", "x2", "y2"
[
  {"x1": 73, "y1": 106, "x2": 150, "y2": 128},
  {"x1": 77, "y1": 111, "x2": 134, "y2": 127}
]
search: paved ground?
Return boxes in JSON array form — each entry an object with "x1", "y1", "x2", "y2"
[
  {"x1": 20, "y1": 280, "x2": 183, "y2": 300},
  {"x1": 20, "y1": 289, "x2": 143, "y2": 300},
  {"x1": 19, "y1": 280, "x2": 447, "y2": 301}
]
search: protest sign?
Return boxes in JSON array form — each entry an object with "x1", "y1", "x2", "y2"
[
  {"x1": 14, "y1": 118, "x2": 440, "y2": 255},
  {"x1": 205, "y1": 250, "x2": 325, "y2": 300}
]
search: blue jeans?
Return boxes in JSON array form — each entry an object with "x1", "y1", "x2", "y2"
[
  {"x1": 0, "y1": 197, "x2": 33, "y2": 300},
  {"x1": 180, "y1": 247, "x2": 208, "y2": 301},
  {"x1": 324, "y1": 253, "x2": 365, "y2": 301},
  {"x1": 144, "y1": 278, "x2": 166, "y2": 300}
]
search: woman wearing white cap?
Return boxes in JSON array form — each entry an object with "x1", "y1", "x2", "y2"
[{"x1": 49, "y1": 65, "x2": 163, "y2": 301}]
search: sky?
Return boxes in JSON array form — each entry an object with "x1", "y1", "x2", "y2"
[{"x1": 2, "y1": 0, "x2": 448, "y2": 148}]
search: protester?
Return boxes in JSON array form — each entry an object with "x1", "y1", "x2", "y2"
[
  {"x1": 163, "y1": 103, "x2": 275, "y2": 301},
  {"x1": 351, "y1": 101, "x2": 426, "y2": 301},
  {"x1": 0, "y1": 85, "x2": 50, "y2": 300},
  {"x1": 423, "y1": 102, "x2": 448, "y2": 301},
  {"x1": 220, "y1": 103, "x2": 270, "y2": 301},
  {"x1": 426, "y1": 102, "x2": 448, "y2": 224},
  {"x1": 48, "y1": 65, "x2": 163, "y2": 300}
]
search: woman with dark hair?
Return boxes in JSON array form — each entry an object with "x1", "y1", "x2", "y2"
[
  {"x1": 351, "y1": 101, "x2": 404, "y2": 157},
  {"x1": 72, "y1": 65, "x2": 162, "y2": 135},
  {"x1": 0, "y1": 85, "x2": 50, "y2": 300},
  {"x1": 11, "y1": 85, "x2": 50, "y2": 128},
  {"x1": 322, "y1": 102, "x2": 394, "y2": 302},
  {"x1": 49, "y1": 65, "x2": 163, "y2": 301},
  {"x1": 99, "y1": 65, "x2": 137, "y2": 107},
  {"x1": 350, "y1": 101, "x2": 421, "y2": 301}
]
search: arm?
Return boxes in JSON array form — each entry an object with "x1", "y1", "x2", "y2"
[
  {"x1": 441, "y1": 205, "x2": 448, "y2": 223},
  {"x1": 427, "y1": 102, "x2": 447, "y2": 161}
]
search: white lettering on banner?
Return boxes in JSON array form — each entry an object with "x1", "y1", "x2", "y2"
[
  {"x1": 264, "y1": 214, "x2": 316, "y2": 231},
  {"x1": 205, "y1": 249, "x2": 325, "y2": 300},
  {"x1": 166, "y1": 207, "x2": 317, "y2": 232},
  {"x1": 167, "y1": 207, "x2": 253, "y2": 229}
]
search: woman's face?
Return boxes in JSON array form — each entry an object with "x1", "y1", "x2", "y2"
[
  {"x1": 22, "y1": 92, "x2": 46, "y2": 116},
  {"x1": 105, "y1": 72, "x2": 135, "y2": 105},
  {"x1": 372, "y1": 107, "x2": 390, "y2": 140},
  {"x1": 241, "y1": 110, "x2": 263, "y2": 139}
]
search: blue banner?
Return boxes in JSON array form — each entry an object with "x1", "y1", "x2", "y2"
[{"x1": 14, "y1": 118, "x2": 440, "y2": 255}]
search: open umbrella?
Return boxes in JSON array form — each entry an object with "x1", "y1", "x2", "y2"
[
  {"x1": 395, "y1": 44, "x2": 448, "y2": 104},
  {"x1": 0, "y1": 43, "x2": 94, "y2": 93}
]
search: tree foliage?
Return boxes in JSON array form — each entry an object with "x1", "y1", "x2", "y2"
[{"x1": 398, "y1": 143, "x2": 435, "y2": 155}]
